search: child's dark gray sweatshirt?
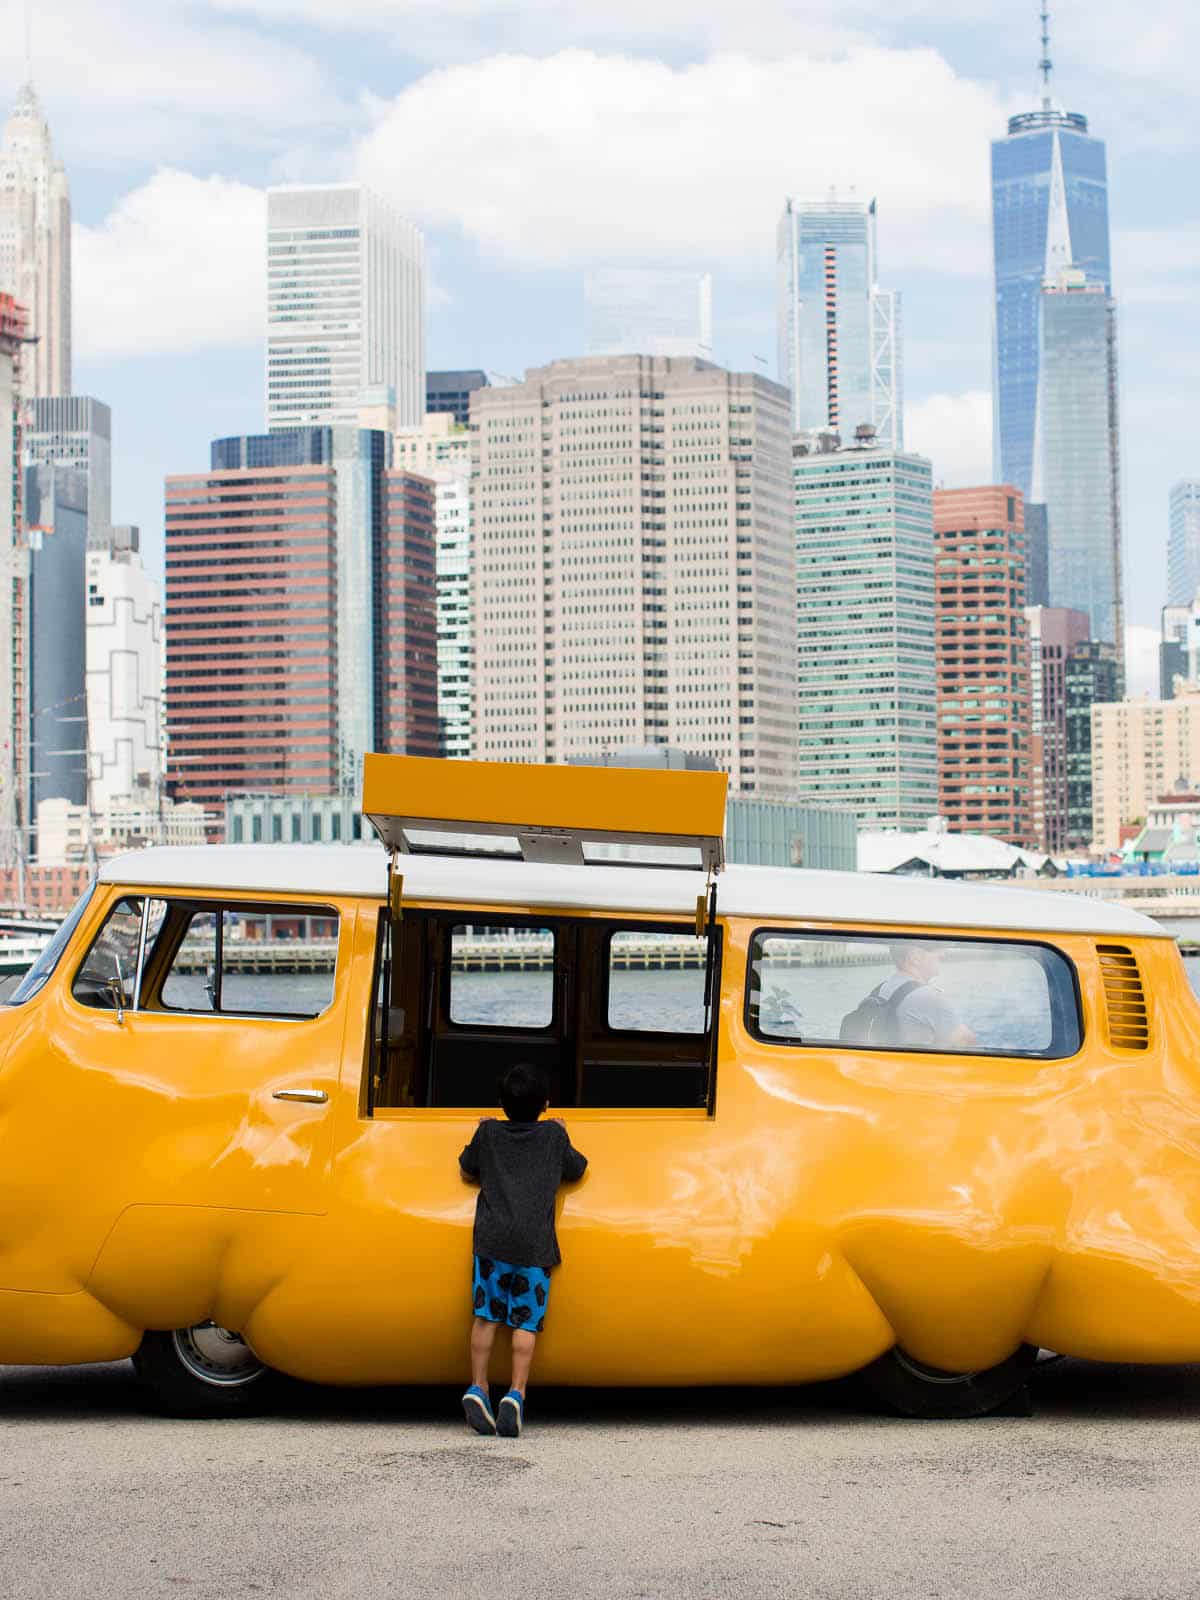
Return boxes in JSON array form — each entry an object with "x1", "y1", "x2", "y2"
[{"x1": 459, "y1": 1118, "x2": 587, "y2": 1269}]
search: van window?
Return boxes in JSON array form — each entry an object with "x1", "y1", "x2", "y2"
[
  {"x1": 368, "y1": 910, "x2": 718, "y2": 1113},
  {"x1": 746, "y1": 931, "x2": 1081, "y2": 1060},
  {"x1": 158, "y1": 904, "x2": 338, "y2": 1020},
  {"x1": 72, "y1": 895, "x2": 167, "y2": 1011},
  {"x1": 6, "y1": 884, "x2": 95, "y2": 1006},
  {"x1": 608, "y1": 931, "x2": 707, "y2": 1034},
  {"x1": 448, "y1": 925, "x2": 555, "y2": 1030},
  {"x1": 161, "y1": 910, "x2": 218, "y2": 1011}
]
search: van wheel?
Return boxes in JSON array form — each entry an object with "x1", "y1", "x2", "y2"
[
  {"x1": 132, "y1": 1322, "x2": 272, "y2": 1417},
  {"x1": 859, "y1": 1342, "x2": 1037, "y2": 1419}
]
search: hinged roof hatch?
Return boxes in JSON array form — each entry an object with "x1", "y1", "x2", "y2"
[{"x1": 362, "y1": 754, "x2": 727, "y2": 874}]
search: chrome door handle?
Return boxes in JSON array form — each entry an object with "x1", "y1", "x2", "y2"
[{"x1": 272, "y1": 1088, "x2": 329, "y2": 1104}]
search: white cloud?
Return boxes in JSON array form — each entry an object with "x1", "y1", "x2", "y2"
[
  {"x1": 354, "y1": 49, "x2": 1003, "y2": 275},
  {"x1": 203, "y1": 0, "x2": 1200, "y2": 104},
  {"x1": 74, "y1": 172, "x2": 264, "y2": 359},
  {"x1": 6, "y1": 2, "x2": 347, "y2": 168},
  {"x1": 905, "y1": 390, "x2": 993, "y2": 486},
  {"x1": 1114, "y1": 228, "x2": 1200, "y2": 307},
  {"x1": 1125, "y1": 626, "x2": 1161, "y2": 701}
]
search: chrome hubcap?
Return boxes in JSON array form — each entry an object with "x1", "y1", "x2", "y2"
[{"x1": 171, "y1": 1321, "x2": 266, "y2": 1388}]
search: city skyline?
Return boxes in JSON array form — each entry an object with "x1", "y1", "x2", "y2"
[{"x1": 4, "y1": 2, "x2": 1187, "y2": 688}]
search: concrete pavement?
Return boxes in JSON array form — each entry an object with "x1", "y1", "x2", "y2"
[{"x1": 1, "y1": 1360, "x2": 1198, "y2": 1599}]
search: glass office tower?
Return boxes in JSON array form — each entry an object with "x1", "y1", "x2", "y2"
[
  {"x1": 992, "y1": 99, "x2": 1120, "y2": 662},
  {"x1": 991, "y1": 106, "x2": 1111, "y2": 499},
  {"x1": 793, "y1": 436, "x2": 936, "y2": 827},
  {"x1": 585, "y1": 269, "x2": 713, "y2": 359},
  {"x1": 1038, "y1": 269, "x2": 1123, "y2": 649},
  {"x1": 1168, "y1": 481, "x2": 1200, "y2": 606},
  {"x1": 777, "y1": 199, "x2": 903, "y2": 448}
]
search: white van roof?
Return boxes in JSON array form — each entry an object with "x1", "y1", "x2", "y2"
[{"x1": 97, "y1": 844, "x2": 1170, "y2": 941}]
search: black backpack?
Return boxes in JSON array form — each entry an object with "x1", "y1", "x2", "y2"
[{"x1": 838, "y1": 980, "x2": 920, "y2": 1046}]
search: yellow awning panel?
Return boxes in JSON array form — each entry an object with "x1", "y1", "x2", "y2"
[{"x1": 362, "y1": 754, "x2": 727, "y2": 874}]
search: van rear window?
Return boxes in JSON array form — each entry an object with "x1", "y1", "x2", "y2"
[{"x1": 746, "y1": 931, "x2": 1081, "y2": 1060}]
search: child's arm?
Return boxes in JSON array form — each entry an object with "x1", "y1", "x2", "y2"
[
  {"x1": 559, "y1": 1127, "x2": 587, "y2": 1182},
  {"x1": 459, "y1": 1120, "x2": 486, "y2": 1182}
]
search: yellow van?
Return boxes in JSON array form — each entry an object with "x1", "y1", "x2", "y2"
[{"x1": 0, "y1": 755, "x2": 1195, "y2": 1419}]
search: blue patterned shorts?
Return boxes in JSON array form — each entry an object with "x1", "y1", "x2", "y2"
[{"x1": 472, "y1": 1255, "x2": 550, "y2": 1333}]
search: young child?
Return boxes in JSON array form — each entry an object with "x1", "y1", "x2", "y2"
[{"x1": 458, "y1": 1062, "x2": 587, "y2": 1437}]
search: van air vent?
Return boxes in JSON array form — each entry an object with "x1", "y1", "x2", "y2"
[{"x1": 1097, "y1": 944, "x2": 1150, "y2": 1051}]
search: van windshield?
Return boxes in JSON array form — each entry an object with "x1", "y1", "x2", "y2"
[{"x1": 4, "y1": 884, "x2": 96, "y2": 1007}]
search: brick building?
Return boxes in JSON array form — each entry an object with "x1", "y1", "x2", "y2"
[
  {"x1": 933, "y1": 486, "x2": 1034, "y2": 845},
  {"x1": 165, "y1": 430, "x2": 439, "y2": 818},
  {"x1": 164, "y1": 462, "x2": 340, "y2": 808}
]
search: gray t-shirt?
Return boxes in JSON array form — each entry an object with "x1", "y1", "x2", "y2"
[
  {"x1": 459, "y1": 1118, "x2": 587, "y2": 1269},
  {"x1": 877, "y1": 974, "x2": 962, "y2": 1048}
]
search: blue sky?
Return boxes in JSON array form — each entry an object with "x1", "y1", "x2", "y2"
[{"x1": 7, "y1": 0, "x2": 1198, "y2": 688}]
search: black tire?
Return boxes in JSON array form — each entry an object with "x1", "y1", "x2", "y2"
[
  {"x1": 859, "y1": 1341, "x2": 1038, "y2": 1419},
  {"x1": 132, "y1": 1322, "x2": 273, "y2": 1418}
]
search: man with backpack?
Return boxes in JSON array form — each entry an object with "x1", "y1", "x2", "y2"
[{"x1": 840, "y1": 940, "x2": 977, "y2": 1050}]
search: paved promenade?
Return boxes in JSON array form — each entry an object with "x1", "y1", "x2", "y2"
[{"x1": 1, "y1": 1360, "x2": 1197, "y2": 1599}]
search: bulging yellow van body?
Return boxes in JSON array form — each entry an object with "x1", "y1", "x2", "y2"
[{"x1": 1, "y1": 757, "x2": 1198, "y2": 1413}]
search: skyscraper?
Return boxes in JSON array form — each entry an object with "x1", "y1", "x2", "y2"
[
  {"x1": 24, "y1": 396, "x2": 111, "y2": 545},
  {"x1": 266, "y1": 185, "x2": 425, "y2": 431},
  {"x1": 1168, "y1": 480, "x2": 1200, "y2": 606},
  {"x1": 794, "y1": 435, "x2": 936, "y2": 828},
  {"x1": 166, "y1": 428, "x2": 438, "y2": 809},
  {"x1": 0, "y1": 296, "x2": 28, "y2": 860},
  {"x1": 433, "y1": 474, "x2": 472, "y2": 759},
  {"x1": 934, "y1": 487, "x2": 1033, "y2": 845},
  {"x1": 393, "y1": 414, "x2": 474, "y2": 758},
  {"x1": 776, "y1": 197, "x2": 903, "y2": 448},
  {"x1": 164, "y1": 459, "x2": 341, "y2": 807},
  {"x1": 86, "y1": 524, "x2": 163, "y2": 816},
  {"x1": 1038, "y1": 267, "x2": 1123, "y2": 648},
  {"x1": 25, "y1": 463, "x2": 87, "y2": 813},
  {"x1": 991, "y1": 51, "x2": 1110, "y2": 499},
  {"x1": 1026, "y1": 605, "x2": 1090, "y2": 852},
  {"x1": 471, "y1": 355, "x2": 797, "y2": 795},
  {"x1": 990, "y1": 27, "x2": 1121, "y2": 659},
  {"x1": 0, "y1": 84, "x2": 70, "y2": 398},
  {"x1": 585, "y1": 270, "x2": 713, "y2": 360},
  {"x1": 1065, "y1": 640, "x2": 1119, "y2": 849}
]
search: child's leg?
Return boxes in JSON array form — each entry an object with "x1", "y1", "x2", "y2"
[
  {"x1": 509, "y1": 1329, "x2": 536, "y2": 1396},
  {"x1": 470, "y1": 1317, "x2": 498, "y2": 1389}
]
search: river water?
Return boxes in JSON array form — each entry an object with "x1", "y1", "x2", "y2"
[{"x1": 167, "y1": 954, "x2": 1200, "y2": 1035}]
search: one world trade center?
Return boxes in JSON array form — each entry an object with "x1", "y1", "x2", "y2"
[{"x1": 990, "y1": 18, "x2": 1123, "y2": 658}]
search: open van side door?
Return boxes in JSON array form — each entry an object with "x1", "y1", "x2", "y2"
[{"x1": 360, "y1": 754, "x2": 728, "y2": 1114}]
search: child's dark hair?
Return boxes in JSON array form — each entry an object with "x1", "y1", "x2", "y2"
[{"x1": 499, "y1": 1062, "x2": 550, "y2": 1122}]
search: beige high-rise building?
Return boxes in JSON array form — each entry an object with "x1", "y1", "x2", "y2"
[
  {"x1": 471, "y1": 355, "x2": 797, "y2": 796},
  {"x1": 0, "y1": 84, "x2": 70, "y2": 398},
  {"x1": 1091, "y1": 688, "x2": 1200, "y2": 849}
]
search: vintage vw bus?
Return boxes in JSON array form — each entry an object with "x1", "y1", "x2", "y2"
[{"x1": 0, "y1": 755, "x2": 1197, "y2": 1419}]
